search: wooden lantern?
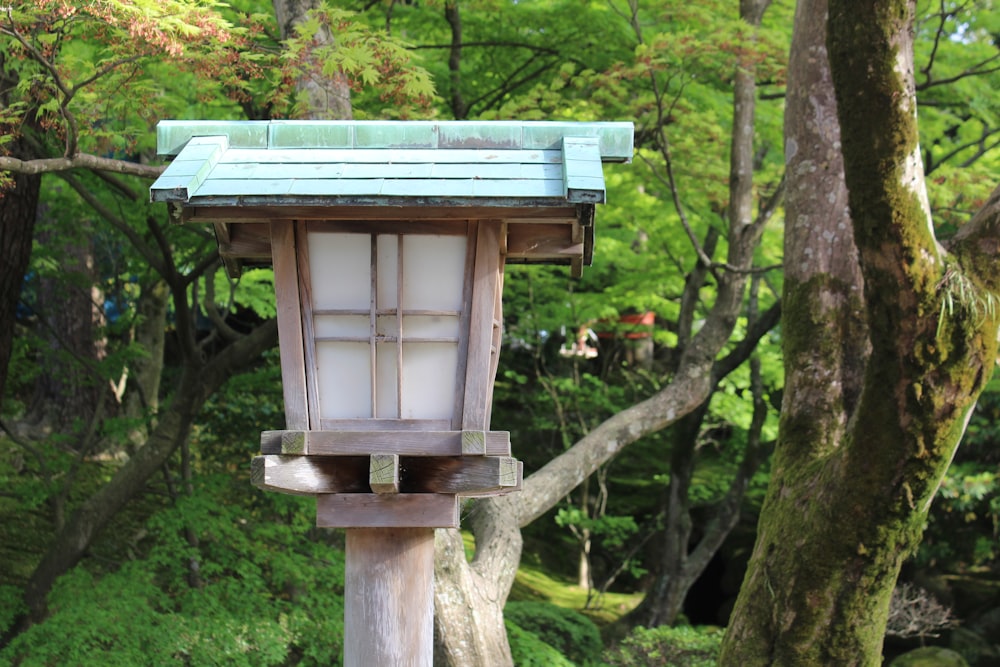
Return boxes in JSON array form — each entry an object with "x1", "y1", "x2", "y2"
[{"x1": 151, "y1": 120, "x2": 632, "y2": 666}]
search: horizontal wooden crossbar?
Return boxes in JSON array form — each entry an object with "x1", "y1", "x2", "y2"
[{"x1": 259, "y1": 430, "x2": 511, "y2": 456}]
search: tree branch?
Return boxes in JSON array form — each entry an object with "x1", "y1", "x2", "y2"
[{"x1": 0, "y1": 154, "x2": 165, "y2": 179}]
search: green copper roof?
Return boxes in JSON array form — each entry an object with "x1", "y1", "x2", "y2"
[
  {"x1": 155, "y1": 120, "x2": 633, "y2": 158},
  {"x1": 150, "y1": 120, "x2": 632, "y2": 208}
]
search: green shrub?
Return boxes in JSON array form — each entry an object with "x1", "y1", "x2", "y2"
[
  {"x1": 602, "y1": 624, "x2": 723, "y2": 667},
  {"x1": 507, "y1": 618, "x2": 576, "y2": 667},
  {"x1": 505, "y1": 600, "x2": 602, "y2": 665}
]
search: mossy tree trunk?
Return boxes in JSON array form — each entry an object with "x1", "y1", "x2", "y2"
[{"x1": 720, "y1": 0, "x2": 1000, "y2": 664}]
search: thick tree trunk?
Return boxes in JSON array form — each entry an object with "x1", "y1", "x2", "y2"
[
  {"x1": 27, "y1": 216, "x2": 106, "y2": 434},
  {"x1": 0, "y1": 148, "x2": 40, "y2": 411},
  {"x1": 272, "y1": 0, "x2": 353, "y2": 120},
  {"x1": 720, "y1": 1, "x2": 1000, "y2": 663}
]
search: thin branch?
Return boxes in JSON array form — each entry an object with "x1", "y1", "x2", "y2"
[
  {"x1": 180, "y1": 241, "x2": 223, "y2": 289},
  {"x1": 919, "y1": 0, "x2": 951, "y2": 83},
  {"x1": 0, "y1": 153, "x2": 165, "y2": 179},
  {"x1": 57, "y1": 173, "x2": 167, "y2": 277},
  {"x1": 926, "y1": 124, "x2": 1000, "y2": 173},
  {"x1": 640, "y1": 150, "x2": 718, "y2": 276},
  {"x1": 202, "y1": 264, "x2": 244, "y2": 343},
  {"x1": 92, "y1": 168, "x2": 144, "y2": 200},
  {"x1": 1, "y1": 10, "x2": 77, "y2": 155},
  {"x1": 0, "y1": 418, "x2": 50, "y2": 475},
  {"x1": 916, "y1": 54, "x2": 1000, "y2": 91}
]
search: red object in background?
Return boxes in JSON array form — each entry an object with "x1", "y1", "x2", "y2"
[{"x1": 597, "y1": 312, "x2": 655, "y2": 339}]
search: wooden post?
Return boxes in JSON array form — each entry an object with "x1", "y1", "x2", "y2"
[{"x1": 344, "y1": 527, "x2": 435, "y2": 667}]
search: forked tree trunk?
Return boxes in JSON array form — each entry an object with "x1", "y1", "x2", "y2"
[
  {"x1": 720, "y1": 1, "x2": 1000, "y2": 663},
  {"x1": 434, "y1": 499, "x2": 520, "y2": 667}
]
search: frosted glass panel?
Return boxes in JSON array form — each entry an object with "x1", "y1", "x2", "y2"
[
  {"x1": 404, "y1": 315, "x2": 459, "y2": 339},
  {"x1": 376, "y1": 235, "x2": 399, "y2": 309},
  {"x1": 316, "y1": 342, "x2": 371, "y2": 418},
  {"x1": 309, "y1": 233, "x2": 371, "y2": 310},
  {"x1": 375, "y1": 342, "x2": 399, "y2": 419},
  {"x1": 403, "y1": 236, "x2": 466, "y2": 311},
  {"x1": 400, "y1": 342, "x2": 458, "y2": 420},
  {"x1": 315, "y1": 315, "x2": 369, "y2": 339}
]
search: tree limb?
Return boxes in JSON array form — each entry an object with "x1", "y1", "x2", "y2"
[{"x1": 0, "y1": 154, "x2": 165, "y2": 179}]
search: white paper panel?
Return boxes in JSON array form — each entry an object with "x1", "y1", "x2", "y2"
[
  {"x1": 375, "y1": 342, "x2": 399, "y2": 419},
  {"x1": 376, "y1": 234, "x2": 399, "y2": 309},
  {"x1": 403, "y1": 315, "x2": 459, "y2": 339},
  {"x1": 316, "y1": 342, "x2": 371, "y2": 418},
  {"x1": 402, "y1": 236, "x2": 466, "y2": 311},
  {"x1": 308, "y1": 233, "x2": 371, "y2": 309},
  {"x1": 401, "y1": 342, "x2": 458, "y2": 420},
  {"x1": 315, "y1": 315, "x2": 369, "y2": 339}
]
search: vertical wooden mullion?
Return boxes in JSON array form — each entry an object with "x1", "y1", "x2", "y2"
[
  {"x1": 370, "y1": 233, "x2": 378, "y2": 418},
  {"x1": 296, "y1": 221, "x2": 324, "y2": 431},
  {"x1": 396, "y1": 234, "x2": 404, "y2": 419},
  {"x1": 270, "y1": 220, "x2": 310, "y2": 430}
]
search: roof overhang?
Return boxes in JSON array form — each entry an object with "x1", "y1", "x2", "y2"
[{"x1": 150, "y1": 120, "x2": 634, "y2": 276}]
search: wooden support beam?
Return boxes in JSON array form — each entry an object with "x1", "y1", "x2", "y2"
[
  {"x1": 344, "y1": 528, "x2": 434, "y2": 667},
  {"x1": 369, "y1": 454, "x2": 400, "y2": 494},
  {"x1": 250, "y1": 455, "x2": 368, "y2": 495},
  {"x1": 251, "y1": 454, "x2": 520, "y2": 496},
  {"x1": 259, "y1": 429, "x2": 511, "y2": 456},
  {"x1": 409, "y1": 456, "x2": 521, "y2": 495},
  {"x1": 269, "y1": 221, "x2": 310, "y2": 430},
  {"x1": 317, "y1": 494, "x2": 459, "y2": 528},
  {"x1": 462, "y1": 221, "x2": 503, "y2": 434}
]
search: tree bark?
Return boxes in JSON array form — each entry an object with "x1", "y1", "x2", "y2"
[
  {"x1": 720, "y1": 0, "x2": 1000, "y2": 663},
  {"x1": 26, "y1": 215, "x2": 106, "y2": 434},
  {"x1": 434, "y1": 499, "x2": 520, "y2": 667},
  {"x1": 272, "y1": 0, "x2": 353, "y2": 120},
  {"x1": 0, "y1": 138, "x2": 41, "y2": 411}
]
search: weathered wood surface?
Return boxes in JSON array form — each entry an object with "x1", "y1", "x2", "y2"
[
  {"x1": 369, "y1": 454, "x2": 400, "y2": 494},
  {"x1": 411, "y1": 456, "x2": 521, "y2": 495},
  {"x1": 259, "y1": 429, "x2": 511, "y2": 456},
  {"x1": 269, "y1": 221, "x2": 310, "y2": 429},
  {"x1": 252, "y1": 454, "x2": 520, "y2": 496},
  {"x1": 344, "y1": 527, "x2": 435, "y2": 667},
  {"x1": 317, "y1": 493, "x2": 459, "y2": 528},
  {"x1": 462, "y1": 221, "x2": 503, "y2": 435},
  {"x1": 250, "y1": 455, "x2": 368, "y2": 495}
]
